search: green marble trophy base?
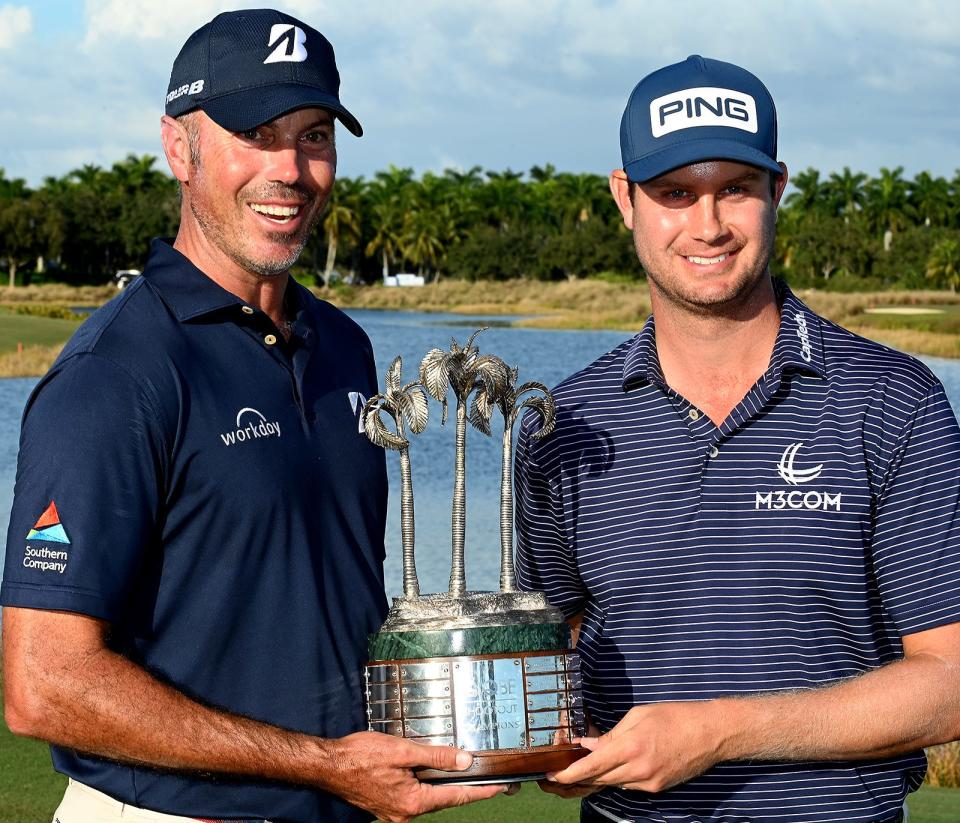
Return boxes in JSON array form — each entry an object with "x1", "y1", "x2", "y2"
[{"x1": 364, "y1": 591, "x2": 586, "y2": 783}]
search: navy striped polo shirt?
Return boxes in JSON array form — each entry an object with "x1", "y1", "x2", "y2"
[{"x1": 515, "y1": 282, "x2": 960, "y2": 823}]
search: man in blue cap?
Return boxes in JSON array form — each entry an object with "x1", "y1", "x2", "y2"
[
  {"x1": 515, "y1": 55, "x2": 960, "y2": 822},
  {"x1": 2, "y1": 9, "x2": 504, "y2": 823}
]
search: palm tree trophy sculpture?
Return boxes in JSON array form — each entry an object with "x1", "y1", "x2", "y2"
[
  {"x1": 477, "y1": 366, "x2": 556, "y2": 593},
  {"x1": 362, "y1": 356, "x2": 428, "y2": 598},
  {"x1": 419, "y1": 329, "x2": 511, "y2": 596},
  {"x1": 363, "y1": 331, "x2": 585, "y2": 784}
]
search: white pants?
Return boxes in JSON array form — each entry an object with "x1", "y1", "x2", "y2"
[{"x1": 53, "y1": 779, "x2": 271, "y2": 823}]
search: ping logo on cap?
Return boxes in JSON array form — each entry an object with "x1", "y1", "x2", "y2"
[
  {"x1": 264, "y1": 23, "x2": 308, "y2": 64},
  {"x1": 649, "y1": 86, "x2": 758, "y2": 138}
]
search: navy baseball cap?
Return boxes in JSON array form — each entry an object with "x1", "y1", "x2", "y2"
[
  {"x1": 620, "y1": 55, "x2": 780, "y2": 182},
  {"x1": 165, "y1": 8, "x2": 362, "y2": 136}
]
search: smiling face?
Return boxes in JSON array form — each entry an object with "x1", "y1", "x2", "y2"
[
  {"x1": 162, "y1": 107, "x2": 337, "y2": 282},
  {"x1": 610, "y1": 160, "x2": 788, "y2": 315}
]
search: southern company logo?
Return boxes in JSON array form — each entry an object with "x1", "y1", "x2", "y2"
[
  {"x1": 263, "y1": 24, "x2": 308, "y2": 64},
  {"x1": 24, "y1": 501, "x2": 70, "y2": 574},
  {"x1": 26, "y1": 500, "x2": 70, "y2": 543},
  {"x1": 756, "y1": 443, "x2": 841, "y2": 512},
  {"x1": 220, "y1": 407, "x2": 282, "y2": 447}
]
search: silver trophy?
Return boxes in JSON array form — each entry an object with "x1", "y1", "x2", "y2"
[{"x1": 362, "y1": 330, "x2": 586, "y2": 783}]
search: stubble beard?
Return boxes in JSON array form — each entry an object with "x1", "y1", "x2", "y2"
[
  {"x1": 636, "y1": 212, "x2": 778, "y2": 318},
  {"x1": 188, "y1": 162, "x2": 323, "y2": 279}
]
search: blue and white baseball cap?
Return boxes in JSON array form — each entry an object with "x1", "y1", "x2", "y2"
[
  {"x1": 165, "y1": 8, "x2": 362, "y2": 136},
  {"x1": 620, "y1": 55, "x2": 780, "y2": 182}
]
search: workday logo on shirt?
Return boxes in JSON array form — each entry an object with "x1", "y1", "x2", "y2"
[
  {"x1": 755, "y1": 443, "x2": 841, "y2": 512},
  {"x1": 220, "y1": 407, "x2": 282, "y2": 446}
]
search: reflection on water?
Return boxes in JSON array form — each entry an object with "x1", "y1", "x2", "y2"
[{"x1": 1, "y1": 312, "x2": 959, "y2": 602}]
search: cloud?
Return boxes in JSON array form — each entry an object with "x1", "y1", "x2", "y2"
[
  {"x1": 3, "y1": 1, "x2": 959, "y2": 187},
  {"x1": 0, "y1": 4, "x2": 31, "y2": 49}
]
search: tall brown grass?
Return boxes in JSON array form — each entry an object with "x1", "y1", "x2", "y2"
[
  {"x1": 0, "y1": 345, "x2": 64, "y2": 378},
  {"x1": 0, "y1": 284, "x2": 115, "y2": 305},
  {"x1": 926, "y1": 742, "x2": 960, "y2": 788}
]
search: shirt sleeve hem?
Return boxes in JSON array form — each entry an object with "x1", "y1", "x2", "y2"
[{"x1": 0, "y1": 582, "x2": 116, "y2": 622}]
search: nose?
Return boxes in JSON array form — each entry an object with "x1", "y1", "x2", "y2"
[
  {"x1": 689, "y1": 195, "x2": 726, "y2": 243},
  {"x1": 266, "y1": 145, "x2": 303, "y2": 185}
]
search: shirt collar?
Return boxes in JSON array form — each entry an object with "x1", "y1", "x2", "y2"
[
  {"x1": 621, "y1": 279, "x2": 826, "y2": 391},
  {"x1": 770, "y1": 280, "x2": 827, "y2": 380},
  {"x1": 621, "y1": 316, "x2": 662, "y2": 391},
  {"x1": 140, "y1": 238, "x2": 309, "y2": 328},
  {"x1": 141, "y1": 238, "x2": 245, "y2": 321}
]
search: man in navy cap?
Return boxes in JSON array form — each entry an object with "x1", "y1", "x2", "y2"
[
  {"x1": 2, "y1": 9, "x2": 505, "y2": 823},
  {"x1": 515, "y1": 55, "x2": 960, "y2": 822}
]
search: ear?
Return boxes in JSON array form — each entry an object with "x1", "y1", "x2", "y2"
[
  {"x1": 609, "y1": 169, "x2": 634, "y2": 229},
  {"x1": 160, "y1": 115, "x2": 192, "y2": 184},
  {"x1": 772, "y1": 162, "x2": 789, "y2": 208}
]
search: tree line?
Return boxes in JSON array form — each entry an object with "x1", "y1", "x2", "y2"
[{"x1": 1, "y1": 156, "x2": 959, "y2": 291}]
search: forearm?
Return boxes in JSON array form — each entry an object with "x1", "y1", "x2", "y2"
[
  {"x1": 3, "y1": 609, "x2": 335, "y2": 788},
  {"x1": 717, "y1": 650, "x2": 960, "y2": 763}
]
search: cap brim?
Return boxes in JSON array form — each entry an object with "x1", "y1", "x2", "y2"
[
  {"x1": 624, "y1": 139, "x2": 781, "y2": 182},
  {"x1": 199, "y1": 84, "x2": 363, "y2": 136}
]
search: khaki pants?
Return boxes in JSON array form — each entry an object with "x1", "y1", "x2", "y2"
[{"x1": 53, "y1": 779, "x2": 271, "y2": 823}]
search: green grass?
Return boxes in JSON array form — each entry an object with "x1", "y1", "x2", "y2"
[
  {"x1": 855, "y1": 304, "x2": 960, "y2": 335},
  {"x1": 1, "y1": 714, "x2": 957, "y2": 823},
  {"x1": 0, "y1": 721, "x2": 66, "y2": 822},
  {"x1": 0, "y1": 309, "x2": 81, "y2": 354}
]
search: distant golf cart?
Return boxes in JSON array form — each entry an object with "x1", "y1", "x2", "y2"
[{"x1": 114, "y1": 269, "x2": 142, "y2": 289}]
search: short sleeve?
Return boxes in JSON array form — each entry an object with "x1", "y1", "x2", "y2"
[
  {"x1": 870, "y1": 383, "x2": 960, "y2": 635},
  {"x1": 514, "y1": 413, "x2": 587, "y2": 617},
  {"x1": 1, "y1": 353, "x2": 167, "y2": 621}
]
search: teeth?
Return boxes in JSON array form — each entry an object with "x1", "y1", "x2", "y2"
[
  {"x1": 250, "y1": 204, "x2": 300, "y2": 218},
  {"x1": 686, "y1": 253, "x2": 729, "y2": 265}
]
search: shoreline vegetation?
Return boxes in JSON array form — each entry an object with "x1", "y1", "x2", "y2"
[{"x1": 1, "y1": 279, "x2": 959, "y2": 378}]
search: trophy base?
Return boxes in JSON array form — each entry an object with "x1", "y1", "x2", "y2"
[{"x1": 416, "y1": 744, "x2": 588, "y2": 784}]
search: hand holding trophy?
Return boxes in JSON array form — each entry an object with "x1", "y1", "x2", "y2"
[{"x1": 362, "y1": 330, "x2": 587, "y2": 784}]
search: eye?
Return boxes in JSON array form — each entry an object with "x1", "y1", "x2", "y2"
[
  {"x1": 664, "y1": 189, "x2": 690, "y2": 201},
  {"x1": 239, "y1": 128, "x2": 262, "y2": 141},
  {"x1": 301, "y1": 127, "x2": 334, "y2": 149}
]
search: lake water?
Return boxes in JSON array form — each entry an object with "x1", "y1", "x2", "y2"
[{"x1": 2, "y1": 310, "x2": 960, "y2": 601}]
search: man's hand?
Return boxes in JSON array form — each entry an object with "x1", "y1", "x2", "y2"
[
  {"x1": 319, "y1": 732, "x2": 509, "y2": 823},
  {"x1": 544, "y1": 702, "x2": 724, "y2": 794}
]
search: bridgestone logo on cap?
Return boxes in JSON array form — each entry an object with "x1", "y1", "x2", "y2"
[{"x1": 649, "y1": 87, "x2": 758, "y2": 138}]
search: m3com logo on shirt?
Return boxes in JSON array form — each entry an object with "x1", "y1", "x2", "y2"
[
  {"x1": 755, "y1": 443, "x2": 841, "y2": 512},
  {"x1": 220, "y1": 407, "x2": 281, "y2": 446}
]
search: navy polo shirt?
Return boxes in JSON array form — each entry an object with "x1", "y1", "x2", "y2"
[
  {"x1": 515, "y1": 282, "x2": 960, "y2": 823},
  {"x1": 2, "y1": 239, "x2": 387, "y2": 823}
]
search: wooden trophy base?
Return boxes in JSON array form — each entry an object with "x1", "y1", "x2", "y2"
[{"x1": 416, "y1": 744, "x2": 588, "y2": 784}]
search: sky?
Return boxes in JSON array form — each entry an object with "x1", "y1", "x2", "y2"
[{"x1": 1, "y1": 0, "x2": 958, "y2": 188}]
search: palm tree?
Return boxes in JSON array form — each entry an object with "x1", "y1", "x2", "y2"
[
  {"x1": 926, "y1": 239, "x2": 960, "y2": 292},
  {"x1": 419, "y1": 330, "x2": 511, "y2": 596},
  {"x1": 362, "y1": 357, "x2": 429, "y2": 598},
  {"x1": 321, "y1": 177, "x2": 363, "y2": 285},
  {"x1": 865, "y1": 166, "x2": 909, "y2": 250},
  {"x1": 825, "y1": 167, "x2": 867, "y2": 221},
  {"x1": 471, "y1": 365, "x2": 556, "y2": 592},
  {"x1": 784, "y1": 167, "x2": 825, "y2": 213},
  {"x1": 909, "y1": 172, "x2": 951, "y2": 228}
]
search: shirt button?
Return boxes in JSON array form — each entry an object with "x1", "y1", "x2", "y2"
[
  {"x1": 709, "y1": 445, "x2": 719, "y2": 458},
  {"x1": 241, "y1": 306, "x2": 254, "y2": 315},
  {"x1": 688, "y1": 409, "x2": 700, "y2": 421},
  {"x1": 264, "y1": 334, "x2": 278, "y2": 346}
]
